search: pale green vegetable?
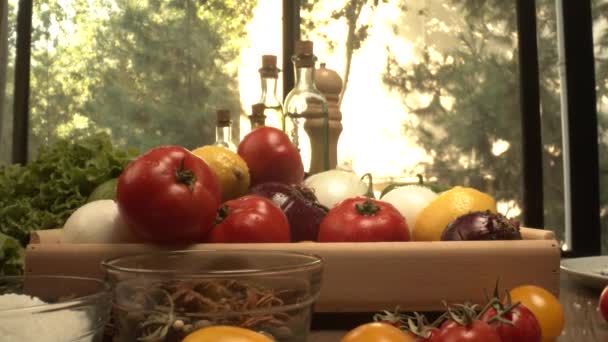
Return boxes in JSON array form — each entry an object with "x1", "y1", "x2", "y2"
[{"x1": 87, "y1": 178, "x2": 118, "y2": 203}]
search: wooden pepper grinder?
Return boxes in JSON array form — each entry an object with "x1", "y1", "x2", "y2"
[{"x1": 313, "y1": 62, "x2": 343, "y2": 170}]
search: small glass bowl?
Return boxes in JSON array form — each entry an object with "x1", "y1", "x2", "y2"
[
  {"x1": 0, "y1": 275, "x2": 111, "y2": 342},
  {"x1": 102, "y1": 250, "x2": 323, "y2": 342}
]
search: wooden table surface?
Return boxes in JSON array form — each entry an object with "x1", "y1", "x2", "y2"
[{"x1": 309, "y1": 273, "x2": 608, "y2": 342}]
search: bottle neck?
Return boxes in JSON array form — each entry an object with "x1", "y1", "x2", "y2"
[
  {"x1": 293, "y1": 65, "x2": 317, "y2": 90},
  {"x1": 215, "y1": 124, "x2": 232, "y2": 143},
  {"x1": 249, "y1": 115, "x2": 266, "y2": 129},
  {"x1": 260, "y1": 76, "x2": 281, "y2": 105}
]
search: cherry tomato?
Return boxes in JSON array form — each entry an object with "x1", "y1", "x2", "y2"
[
  {"x1": 237, "y1": 127, "x2": 304, "y2": 186},
  {"x1": 206, "y1": 195, "x2": 291, "y2": 243},
  {"x1": 409, "y1": 328, "x2": 441, "y2": 342},
  {"x1": 117, "y1": 146, "x2": 221, "y2": 243},
  {"x1": 600, "y1": 285, "x2": 608, "y2": 322},
  {"x1": 481, "y1": 305, "x2": 542, "y2": 342},
  {"x1": 341, "y1": 322, "x2": 415, "y2": 342},
  {"x1": 509, "y1": 285, "x2": 564, "y2": 341},
  {"x1": 318, "y1": 197, "x2": 410, "y2": 242},
  {"x1": 181, "y1": 325, "x2": 274, "y2": 342},
  {"x1": 437, "y1": 319, "x2": 502, "y2": 342}
]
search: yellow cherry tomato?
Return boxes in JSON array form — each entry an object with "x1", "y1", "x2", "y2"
[
  {"x1": 509, "y1": 285, "x2": 565, "y2": 341},
  {"x1": 181, "y1": 325, "x2": 274, "y2": 342},
  {"x1": 341, "y1": 322, "x2": 414, "y2": 342}
]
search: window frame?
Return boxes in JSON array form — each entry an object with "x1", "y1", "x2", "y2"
[
  {"x1": 556, "y1": 0, "x2": 600, "y2": 257},
  {"x1": 516, "y1": 0, "x2": 545, "y2": 229},
  {"x1": 11, "y1": 0, "x2": 602, "y2": 256},
  {"x1": 11, "y1": 0, "x2": 31, "y2": 165},
  {"x1": 282, "y1": 0, "x2": 299, "y2": 101}
]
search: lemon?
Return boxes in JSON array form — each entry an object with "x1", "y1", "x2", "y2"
[
  {"x1": 412, "y1": 186, "x2": 497, "y2": 241},
  {"x1": 192, "y1": 145, "x2": 250, "y2": 201},
  {"x1": 181, "y1": 325, "x2": 274, "y2": 342}
]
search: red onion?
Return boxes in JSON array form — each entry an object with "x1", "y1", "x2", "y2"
[
  {"x1": 440, "y1": 211, "x2": 522, "y2": 241},
  {"x1": 249, "y1": 182, "x2": 327, "y2": 241}
]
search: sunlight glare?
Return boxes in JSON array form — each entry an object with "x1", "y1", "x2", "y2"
[
  {"x1": 238, "y1": 1, "x2": 282, "y2": 141},
  {"x1": 497, "y1": 200, "x2": 522, "y2": 218},
  {"x1": 236, "y1": 0, "x2": 456, "y2": 190},
  {"x1": 56, "y1": 114, "x2": 90, "y2": 138},
  {"x1": 491, "y1": 139, "x2": 511, "y2": 156}
]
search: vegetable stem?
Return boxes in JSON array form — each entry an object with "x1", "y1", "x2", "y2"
[
  {"x1": 355, "y1": 200, "x2": 380, "y2": 216},
  {"x1": 214, "y1": 205, "x2": 230, "y2": 225},
  {"x1": 361, "y1": 173, "x2": 375, "y2": 198},
  {"x1": 175, "y1": 158, "x2": 197, "y2": 189}
]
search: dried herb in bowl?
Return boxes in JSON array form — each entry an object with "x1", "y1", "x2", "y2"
[{"x1": 110, "y1": 278, "x2": 312, "y2": 342}]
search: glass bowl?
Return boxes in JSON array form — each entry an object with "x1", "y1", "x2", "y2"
[
  {"x1": 0, "y1": 275, "x2": 111, "y2": 342},
  {"x1": 102, "y1": 250, "x2": 323, "y2": 342}
]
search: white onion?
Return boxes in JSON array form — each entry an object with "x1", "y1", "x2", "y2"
[
  {"x1": 62, "y1": 200, "x2": 139, "y2": 243},
  {"x1": 381, "y1": 185, "x2": 438, "y2": 235},
  {"x1": 304, "y1": 169, "x2": 370, "y2": 208}
]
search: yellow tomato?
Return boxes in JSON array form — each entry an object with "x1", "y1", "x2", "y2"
[
  {"x1": 181, "y1": 325, "x2": 274, "y2": 342},
  {"x1": 341, "y1": 322, "x2": 414, "y2": 342},
  {"x1": 509, "y1": 285, "x2": 565, "y2": 341}
]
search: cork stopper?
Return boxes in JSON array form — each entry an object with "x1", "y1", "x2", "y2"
[
  {"x1": 251, "y1": 103, "x2": 266, "y2": 116},
  {"x1": 260, "y1": 55, "x2": 280, "y2": 78},
  {"x1": 249, "y1": 103, "x2": 267, "y2": 128},
  {"x1": 295, "y1": 40, "x2": 313, "y2": 55},
  {"x1": 294, "y1": 40, "x2": 315, "y2": 68},
  {"x1": 262, "y1": 55, "x2": 277, "y2": 69},
  {"x1": 216, "y1": 109, "x2": 231, "y2": 126}
]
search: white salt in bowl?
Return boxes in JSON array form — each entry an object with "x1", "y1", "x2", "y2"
[{"x1": 0, "y1": 275, "x2": 111, "y2": 342}]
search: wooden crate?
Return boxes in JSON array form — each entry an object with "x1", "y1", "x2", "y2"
[{"x1": 25, "y1": 228, "x2": 559, "y2": 312}]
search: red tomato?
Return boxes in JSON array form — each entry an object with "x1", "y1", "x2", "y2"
[
  {"x1": 206, "y1": 195, "x2": 291, "y2": 243},
  {"x1": 410, "y1": 328, "x2": 441, "y2": 342},
  {"x1": 438, "y1": 319, "x2": 502, "y2": 342},
  {"x1": 317, "y1": 197, "x2": 410, "y2": 242},
  {"x1": 481, "y1": 305, "x2": 542, "y2": 342},
  {"x1": 237, "y1": 127, "x2": 304, "y2": 186},
  {"x1": 600, "y1": 285, "x2": 608, "y2": 322},
  {"x1": 117, "y1": 146, "x2": 221, "y2": 243},
  {"x1": 509, "y1": 285, "x2": 564, "y2": 340}
]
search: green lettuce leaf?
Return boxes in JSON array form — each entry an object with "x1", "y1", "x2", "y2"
[
  {"x1": 0, "y1": 231, "x2": 24, "y2": 276},
  {"x1": 0, "y1": 132, "x2": 138, "y2": 248}
]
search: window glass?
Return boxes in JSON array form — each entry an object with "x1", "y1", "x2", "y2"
[
  {"x1": 0, "y1": 0, "x2": 16, "y2": 164},
  {"x1": 27, "y1": 0, "x2": 281, "y2": 157},
  {"x1": 594, "y1": 0, "x2": 608, "y2": 252},
  {"x1": 536, "y1": 0, "x2": 566, "y2": 246},
  {"x1": 301, "y1": 1, "x2": 529, "y2": 221}
]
